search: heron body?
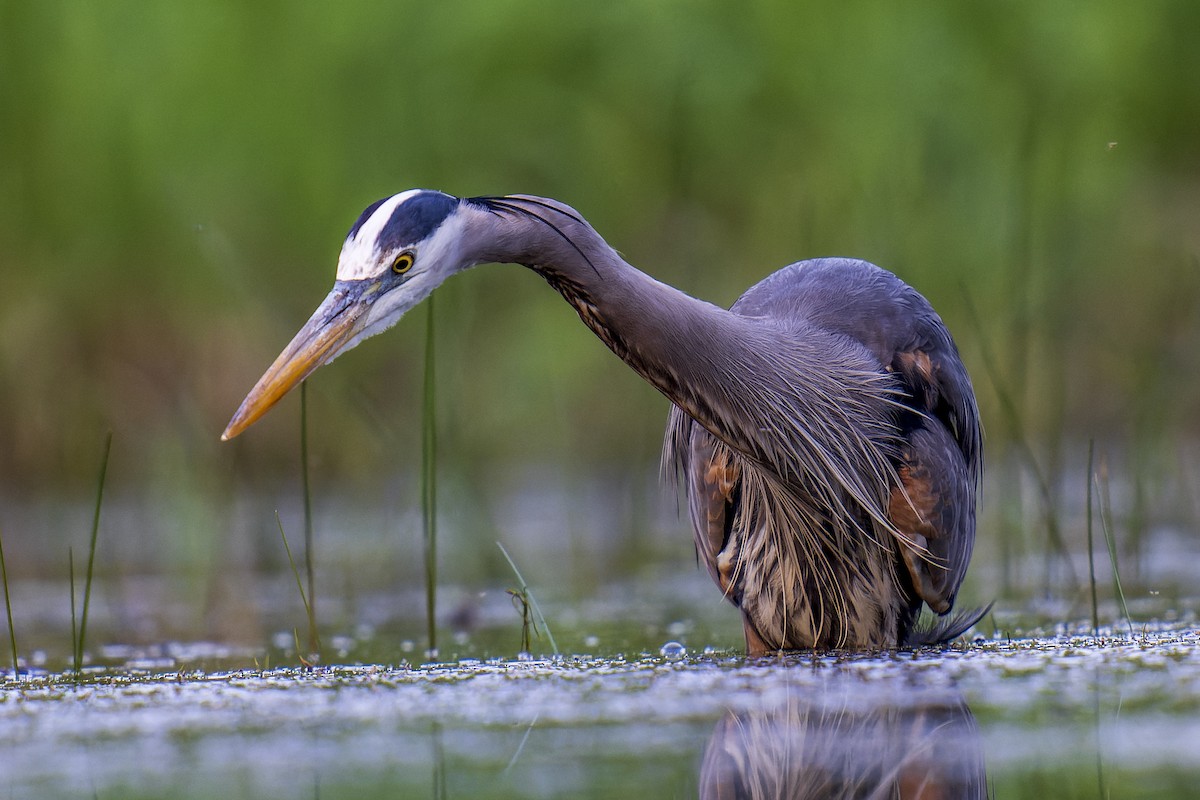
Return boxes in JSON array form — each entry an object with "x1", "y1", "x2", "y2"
[{"x1": 223, "y1": 191, "x2": 982, "y2": 654}]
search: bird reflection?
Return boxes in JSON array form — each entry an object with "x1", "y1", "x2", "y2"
[{"x1": 699, "y1": 679, "x2": 987, "y2": 799}]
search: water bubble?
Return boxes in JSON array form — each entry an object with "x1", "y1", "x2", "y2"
[
  {"x1": 584, "y1": 635, "x2": 600, "y2": 649},
  {"x1": 660, "y1": 641, "x2": 686, "y2": 660}
]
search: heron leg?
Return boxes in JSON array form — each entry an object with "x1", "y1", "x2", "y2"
[{"x1": 741, "y1": 613, "x2": 774, "y2": 656}]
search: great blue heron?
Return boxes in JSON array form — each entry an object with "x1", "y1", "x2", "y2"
[{"x1": 223, "y1": 190, "x2": 983, "y2": 654}]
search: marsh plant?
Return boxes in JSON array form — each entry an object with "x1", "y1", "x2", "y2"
[
  {"x1": 70, "y1": 432, "x2": 112, "y2": 677},
  {"x1": 0, "y1": 523, "x2": 17, "y2": 675},
  {"x1": 277, "y1": 511, "x2": 321, "y2": 663},
  {"x1": 497, "y1": 541, "x2": 558, "y2": 656}
]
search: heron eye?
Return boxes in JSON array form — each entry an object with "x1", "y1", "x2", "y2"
[{"x1": 391, "y1": 252, "x2": 415, "y2": 275}]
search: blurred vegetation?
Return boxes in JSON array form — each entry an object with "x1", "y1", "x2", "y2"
[{"x1": 0, "y1": 1, "x2": 1198, "y2": 600}]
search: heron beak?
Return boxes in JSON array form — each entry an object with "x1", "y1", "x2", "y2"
[{"x1": 221, "y1": 281, "x2": 378, "y2": 440}]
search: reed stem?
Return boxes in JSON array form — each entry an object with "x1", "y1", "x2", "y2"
[
  {"x1": 300, "y1": 380, "x2": 318, "y2": 655},
  {"x1": 76, "y1": 431, "x2": 112, "y2": 672},
  {"x1": 1095, "y1": 454, "x2": 1133, "y2": 636},
  {"x1": 497, "y1": 541, "x2": 559, "y2": 655},
  {"x1": 0, "y1": 524, "x2": 18, "y2": 676},
  {"x1": 421, "y1": 297, "x2": 439, "y2": 655},
  {"x1": 1086, "y1": 439, "x2": 1098, "y2": 636},
  {"x1": 69, "y1": 547, "x2": 78, "y2": 675},
  {"x1": 276, "y1": 511, "x2": 321, "y2": 657}
]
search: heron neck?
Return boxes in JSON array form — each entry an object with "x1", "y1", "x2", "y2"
[
  {"x1": 540, "y1": 252, "x2": 753, "y2": 446},
  {"x1": 471, "y1": 197, "x2": 901, "y2": 560},
  {"x1": 476, "y1": 201, "x2": 800, "y2": 466},
  {"x1": 473, "y1": 197, "x2": 896, "y2": 492}
]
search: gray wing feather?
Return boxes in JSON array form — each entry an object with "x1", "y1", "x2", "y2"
[{"x1": 664, "y1": 258, "x2": 981, "y2": 620}]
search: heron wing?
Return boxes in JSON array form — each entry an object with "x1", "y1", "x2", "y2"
[
  {"x1": 730, "y1": 259, "x2": 981, "y2": 613},
  {"x1": 731, "y1": 258, "x2": 981, "y2": 482},
  {"x1": 887, "y1": 325, "x2": 982, "y2": 490},
  {"x1": 883, "y1": 307, "x2": 980, "y2": 613},
  {"x1": 888, "y1": 419, "x2": 975, "y2": 611}
]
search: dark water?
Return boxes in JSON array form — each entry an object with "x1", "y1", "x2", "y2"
[{"x1": 2, "y1": 483, "x2": 1199, "y2": 798}]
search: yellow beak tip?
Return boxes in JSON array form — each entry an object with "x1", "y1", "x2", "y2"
[
  {"x1": 220, "y1": 413, "x2": 254, "y2": 442},
  {"x1": 220, "y1": 285, "x2": 364, "y2": 445}
]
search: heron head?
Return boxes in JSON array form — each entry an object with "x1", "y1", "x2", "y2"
[{"x1": 221, "y1": 189, "x2": 475, "y2": 440}]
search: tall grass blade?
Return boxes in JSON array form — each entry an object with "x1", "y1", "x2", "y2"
[
  {"x1": 1095, "y1": 455, "x2": 1134, "y2": 636},
  {"x1": 0, "y1": 524, "x2": 18, "y2": 676},
  {"x1": 497, "y1": 541, "x2": 559, "y2": 655},
  {"x1": 69, "y1": 547, "x2": 78, "y2": 675},
  {"x1": 300, "y1": 380, "x2": 318, "y2": 655},
  {"x1": 1086, "y1": 439, "x2": 1099, "y2": 636},
  {"x1": 76, "y1": 431, "x2": 112, "y2": 673},
  {"x1": 421, "y1": 296, "x2": 439, "y2": 655},
  {"x1": 276, "y1": 511, "x2": 321, "y2": 658}
]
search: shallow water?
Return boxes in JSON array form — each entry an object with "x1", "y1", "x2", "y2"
[
  {"x1": 3, "y1": 477, "x2": 1199, "y2": 797},
  {"x1": 3, "y1": 624, "x2": 1199, "y2": 798}
]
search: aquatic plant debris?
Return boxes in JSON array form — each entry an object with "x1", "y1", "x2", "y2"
[
  {"x1": 1, "y1": 624, "x2": 1199, "y2": 797},
  {"x1": 0, "y1": 626, "x2": 1196, "y2": 726}
]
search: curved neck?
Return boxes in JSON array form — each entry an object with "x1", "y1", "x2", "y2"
[
  {"x1": 466, "y1": 196, "x2": 898, "y2": 500},
  {"x1": 470, "y1": 198, "x2": 744, "y2": 427}
]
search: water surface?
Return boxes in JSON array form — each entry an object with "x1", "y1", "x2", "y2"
[{"x1": 3, "y1": 623, "x2": 1198, "y2": 798}]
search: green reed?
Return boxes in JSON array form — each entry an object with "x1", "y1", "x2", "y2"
[
  {"x1": 1086, "y1": 440, "x2": 1099, "y2": 636},
  {"x1": 0, "y1": 523, "x2": 18, "y2": 676},
  {"x1": 68, "y1": 548, "x2": 77, "y2": 674},
  {"x1": 421, "y1": 297, "x2": 439, "y2": 654},
  {"x1": 505, "y1": 585, "x2": 535, "y2": 653},
  {"x1": 300, "y1": 380, "x2": 318, "y2": 655},
  {"x1": 1094, "y1": 454, "x2": 1133, "y2": 636},
  {"x1": 497, "y1": 541, "x2": 558, "y2": 655},
  {"x1": 276, "y1": 511, "x2": 321, "y2": 661},
  {"x1": 73, "y1": 431, "x2": 112, "y2": 674}
]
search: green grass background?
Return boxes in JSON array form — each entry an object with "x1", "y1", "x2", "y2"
[{"x1": 0, "y1": 1, "x2": 1197, "y2": 618}]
